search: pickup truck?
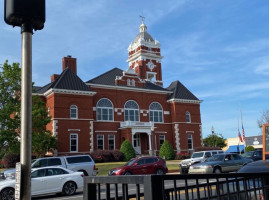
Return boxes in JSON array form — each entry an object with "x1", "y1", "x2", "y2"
[{"x1": 1, "y1": 154, "x2": 98, "y2": 179}]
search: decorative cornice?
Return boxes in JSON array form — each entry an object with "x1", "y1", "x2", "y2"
[
  {"x1": 127, "y1": 52, "x2": 163, "y2": 64},
  {"x1": 44, "y1": 88, "x2": 96, "y2": 97},
  {"x1": 86, "y1": 83, "x2": 172, "y2": 94},
  {"x1": 167, "y1": 98, "x2": 203, "y2": 104}
]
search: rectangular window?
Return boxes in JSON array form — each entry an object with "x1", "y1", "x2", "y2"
[
  {"x1": 70, "y1": 134, "x2": 78, "y2": 152},
  {"x1": 97, "y1": 134, "x2": 104, "y2": 150},
  {"x1": 108, "y1": 135, "x2": 115, "y2": 150},
  {"x1": 187, "y1": 134, "x2": 193, "y2": 150},
  {"x1": 160, "y1": 135, "x2": 165, "y2": 147}
]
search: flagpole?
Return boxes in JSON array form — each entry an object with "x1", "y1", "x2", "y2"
[{"x1": 240, "y1": 106, "x2": 246, "y2": 152}]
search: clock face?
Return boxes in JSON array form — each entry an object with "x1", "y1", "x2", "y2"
[{"x1": 147, "y1": 61, "x2": 155, "y2": 71}]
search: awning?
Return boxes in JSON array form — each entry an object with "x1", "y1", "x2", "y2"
[{"x1": 225, "y1": 145, "x2": 244, "y2": 153}]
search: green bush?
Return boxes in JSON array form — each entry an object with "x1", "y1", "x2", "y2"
[
  {"x1": 120, "y1": 140, "x2": 136, "y2": 161},
  {"x1": 245, "y1": 145, "x2": 255, "y2": 152},
  {"x1": 159, "y1": 140, "x2": 175, "y2": 160}
]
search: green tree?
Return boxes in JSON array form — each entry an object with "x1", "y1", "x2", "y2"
[
  {"x1": 32, "y1": 96, "x2": 57, "y2": 157},
  {"x1": 159, "y1": 140, "x2": 175, "y2": 160},
  {"x1": 0, "y1": 61, "x2": 21, "y2": 158},
  {"x1": 0, "y1": 61, "x2": 57, "y2": 158},
  {"x1": 120, "y1": 140, "x2": 136, "y2": 161},
  {"x1": 245, "y1": 145, "x2": 255, "y2": 152},
  {"x1": 257, "y1": 109, "x2": 269, "y2": 128},
  {"x1": 203, "y1": 133, "x2": 227, "y2": 148}
]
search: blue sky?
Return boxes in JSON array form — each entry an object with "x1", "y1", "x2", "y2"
[{"x1": 1, "y1": 0, "x2": 269, "y2": 139}]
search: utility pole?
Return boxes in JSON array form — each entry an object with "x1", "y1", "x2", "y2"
[{"x1": 4, "y1": 1, "x2": 45, "y2": 199}]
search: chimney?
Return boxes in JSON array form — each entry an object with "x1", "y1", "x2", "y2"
[
  {"x1": 62, "y1": 55, "x2": 77, "y2": 74},
  {"x1": 51, "y1": 74, "x2": 60, "y2": 82}
]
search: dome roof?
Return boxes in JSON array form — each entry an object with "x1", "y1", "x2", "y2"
[{"x1": 132, "y1": 22, "x2": 154, "y2": 43}]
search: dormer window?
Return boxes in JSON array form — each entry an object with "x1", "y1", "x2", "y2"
[
  {"x1": 127, "y1": 79, "x2": 131, "y2": 86},
  {"x1": 132, "y1": 79, "x2": 135, "y2": 86}
]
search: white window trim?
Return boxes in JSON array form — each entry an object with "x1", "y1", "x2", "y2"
[
  {"x1": 70, "y1": 105, "x2": 78, "y2": 119},
  {"x1": 97, "y1": 134, "x2": 104, "y2": 150},
  {"x1": 187, "y1": 134, "x2": 193, "y2": 150},
  {"x1": 70, "y1": 133, "x2": 78, "y2": 152},
  {"x1": 149, "y1": 102, "x2": 163, "y2": 123},
  {"x1": 108, "y1": 135, "x2": 115, "y2": 150},
  {"x1": 96, "y1": 98, "x2": 114, "y2": 121},
  {"x1": 124, "y1": 100, "x2": 140, "y2": 122}
]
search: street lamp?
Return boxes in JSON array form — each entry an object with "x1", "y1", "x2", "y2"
[
  {"x1": 4, "y1": 1, "x2": 45, "y2": 199},
  {"x1": 211, "y1": 126, "x2": 215, "y2": 147}
]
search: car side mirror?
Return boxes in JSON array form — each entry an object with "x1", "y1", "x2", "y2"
[
  {"x1": 133, "y1": 162, "x2": 138, "y2": 166},
  {"x1": 224, "y1": 158, "x2": 228, "y2": 161}
]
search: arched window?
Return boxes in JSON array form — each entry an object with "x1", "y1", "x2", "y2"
[
  {"x1": 124, "y1": 100, "x2": 139, "y2": 121},
  {"x1": 97, "y1": 98, "x2": 113, "y2": 121},
  {"x1": 70, "y1": 105, "x2": 78, "y2": 119},
  {"x1": 149, "y1": 102, "x2": 163, "y2": 122},
  {"x1": 127, "y1": 79, "x2": 130, "y2": 86},
  {"x1": 186, "y1": 111, "x2": 191, "y2": 123},
  {"x1": 132, "y1": 79, "x2": 135, "y2": 86}
]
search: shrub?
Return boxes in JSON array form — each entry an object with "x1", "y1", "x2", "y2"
[
  {"x1": 111, "y1": 150, "x2": 124, "y2": 161},
  {"x1": 245, "y1": 145, "x2": 255, "y2": 152},
  {"x1": 175, "y1": 152, "x2": 191, "y2": 160},
  {"x1": 159, "y1": 141, "x2": 175, "y2": 160},
  {"x1": 91, "y1": 150, "x2": 124, "y2": 163},
  {"x1": 2, "y1": 153, "x2": 20, "y2": 168},
  {"x1": 120, "y1": 140, "x2": 136, "y2": 161}
]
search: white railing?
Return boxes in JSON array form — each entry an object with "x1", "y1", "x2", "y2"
[{"x1": 120, "y1": 121, "x2": 154, "y2": 128}]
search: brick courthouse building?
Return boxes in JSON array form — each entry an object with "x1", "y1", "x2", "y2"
[{"x1": 34, "y1": 22, "x2": 203, "y2": 156}]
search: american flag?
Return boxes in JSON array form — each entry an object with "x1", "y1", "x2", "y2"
[
  {"x1": 242, "y1": 124, "x2": 245, "y2": 141},
  {"x1": 238, "y1": 129, "x2": 243, "y2": 143}
]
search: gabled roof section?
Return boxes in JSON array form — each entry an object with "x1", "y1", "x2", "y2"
[
  {"x1": 87, "y1": 68, "x2": 123, "y2": 85},
  {"x1": 35, "y1": 67, "x2": 90, "y2": 94},
  {"x1": 166, "y1": 80, "x2": 199, "y2": 101},
  {"x1": 86, "y1": 67, "x2": 168, "y2": 92}
]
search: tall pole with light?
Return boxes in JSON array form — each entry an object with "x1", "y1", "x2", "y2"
[
  {"x1": 211, "y1": 126, "x2": 215, "y2": 147},
  {"x1": 4, "y1": 1, "x2": 45, "y2": 199}
]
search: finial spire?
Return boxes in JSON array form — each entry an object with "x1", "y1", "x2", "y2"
[{"x1": 139, "y1": 15, "x2": 145, "y2": 24}]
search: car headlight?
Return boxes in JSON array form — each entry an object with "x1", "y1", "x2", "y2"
[
  {"x1": 110, "y1": 169, "x2": 121, "y2": 175},
  {"x1": 189, "y1": 166, "x2": 194, "y2": 169}
]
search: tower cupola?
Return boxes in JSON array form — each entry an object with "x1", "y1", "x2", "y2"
[{"x1": 127, "y1": 20, "x2": 163, "y2": 86}]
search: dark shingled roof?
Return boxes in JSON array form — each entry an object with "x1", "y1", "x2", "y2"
[
  {"x1": 35, "y1": 68, "x2": 90, "y2": 94},
  {"x1": 166, "y1": 80, "x2": 199, "y2": 101},
  {"x1": 87, "y1": 67, "x2": 168, "y2": 92}
]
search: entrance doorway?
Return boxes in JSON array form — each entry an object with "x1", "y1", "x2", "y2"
[{"x1": 133, "y1": 133, "x2": 141, "y2": 154}]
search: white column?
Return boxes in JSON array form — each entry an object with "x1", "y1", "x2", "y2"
[{"x1": 148, "y1": 133, "x2": 152, "y2": 150}]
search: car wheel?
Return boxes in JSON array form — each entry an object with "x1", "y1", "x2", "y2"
[
  {"x1": 124, "y1": 171, "x2": 132, "y2": 175},
  {"x1": 214, "y1": 167, "x2": 222, "y2": 174},
  {"x1": 0, "y1": 187, "x2": 15, "y2": 200},
  {"x1": 62, "y1": 181, "x2": 77, "y2": 196},
  {"x1": 156, "y1": 169, "x2": 164, "y2": 175}
]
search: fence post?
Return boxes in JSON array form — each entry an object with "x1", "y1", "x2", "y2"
[
  {"x1": 144, "y1": 175, "x2": 164, "y2": 200},
  {"x1": 83, "y1": 182, "x2": 96, "y2": 200}
]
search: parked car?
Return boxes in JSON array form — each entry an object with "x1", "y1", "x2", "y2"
[
  {"x1": 0, "y1": 167, "x2": 84, "y2": 199},
  {"x1": 188, "y1": 153, "x2": 253, "y2": 174},
  {"x1": 108, "y1": 156, "x2": 168, "y2": 176},
  {"x1": 1, "y1": 154, "x2": 97, "y2": 180},
  {"x1": 241, "y1": 149, "x2": 269, "y2": 161},
  {"x1": 238, "y1": 160, "x2": 269, "y2": 173},
  {"x1": 179, "y1": 150, "x2": 224, "y2": 174}
]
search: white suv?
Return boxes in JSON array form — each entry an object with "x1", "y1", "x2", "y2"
[{"x1": 179, "y1": 150, "x2": 224, "y2": 174}]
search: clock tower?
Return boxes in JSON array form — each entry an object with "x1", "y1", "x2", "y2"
[{"x1": 127, "y1": 21, "x2": 163, "y2": 86}]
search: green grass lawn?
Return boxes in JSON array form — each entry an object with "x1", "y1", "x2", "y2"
[{"x1": 96, "y1": 161, "x2": 180, "y2": 176}]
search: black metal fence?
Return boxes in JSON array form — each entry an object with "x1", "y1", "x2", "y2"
[{"x1": 83, "y1": 173, "x2": 269, "y2": 200}]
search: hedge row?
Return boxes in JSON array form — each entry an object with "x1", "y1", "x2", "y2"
[{"x1": 91, "y1": 150, "x2": 124, "y2": 163}]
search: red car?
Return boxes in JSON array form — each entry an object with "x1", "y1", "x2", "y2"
[{"x1": 108, "y1": 156, "x2": 168, "y2": 175}]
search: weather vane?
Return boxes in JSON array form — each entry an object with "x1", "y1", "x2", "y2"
[{"x1": 139, "y1": 15, "x2": 145, "y2": 23}]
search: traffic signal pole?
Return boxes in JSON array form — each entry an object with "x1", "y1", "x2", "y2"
[{"x1": 20, "y1": 23, "x2": 33, "y2": 200}]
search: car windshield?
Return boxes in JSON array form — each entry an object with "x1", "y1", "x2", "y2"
[
  {"x1": 207, "y1": 154, "x2": 224, "y2": 162},
  {"x1": 191, "y1": 152, "x2": 204, "y2": 158},
  {"x1": 31, "y1": 159, "x2": 36, "y2": 164},
  {"x1": 125, "y1": 159, "x2": 136, "y2": 166}
]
